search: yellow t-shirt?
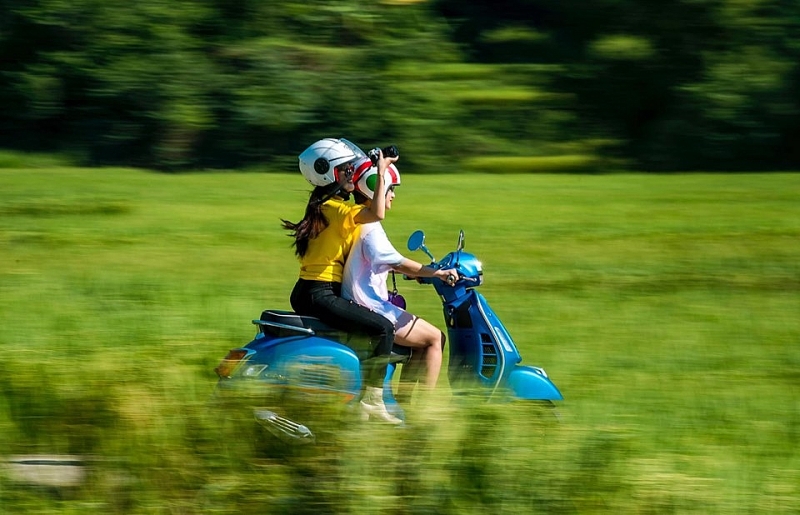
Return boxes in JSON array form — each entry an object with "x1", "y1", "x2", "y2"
[{"x1": 298, "y1": 198, "x2": 365, "y2": 282}]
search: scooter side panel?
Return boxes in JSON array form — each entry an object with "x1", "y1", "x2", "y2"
[
  {"x1": 446, "y1": 292, "x2": 524, "y2": 388},
  {"x1": 474, "y1": 292, "x2": 523, "y2": 366},
  {"x1": 507, "y1": 365, "x2": 564, "y2": 401},
  {"x1": 247, "y1": 336, "x2": 363, "y2": 397},
  {"x1": 446, "y1": 295, "x2": 492, "y2": 390}
]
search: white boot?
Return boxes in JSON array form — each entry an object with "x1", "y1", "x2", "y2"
[{"x1": 360, "y1": 386, "x2": 403, "y2": 425}]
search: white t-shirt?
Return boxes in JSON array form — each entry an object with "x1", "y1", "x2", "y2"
[{"x1": 342, "y1": 222, "x2": 406, "y2": 325}]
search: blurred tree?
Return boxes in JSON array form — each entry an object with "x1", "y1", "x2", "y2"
[
  {"x1": 434, "y1": 0, "x2": 800, "y2": 171},
  {"x1": 1, "y1": 0, "x2": 799, "y2": 170},
  {"x1": 1, "y1": 0, "x2": 219, "y2": 167},
  {"x1": 675, "y1": 0, "x2": 800, "y2": 170},
  {"x1": 0, "y1": 0, "x2": 469, "y2": 170}
]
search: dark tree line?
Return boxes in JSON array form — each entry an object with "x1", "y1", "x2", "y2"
[
  {"x1": 1, "y1": 0, "x2": 798, "y2": 171},
  {"x1": 437, "y1": 0, "x2": 800, "y2": 171}
]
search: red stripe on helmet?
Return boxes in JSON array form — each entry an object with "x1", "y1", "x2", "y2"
[
  {"x1": 352, "y1": 158, "x2": 373, "y2": 183},
  {"x1": 386, "y1": 164, "x2": 400, "y2": 185}
]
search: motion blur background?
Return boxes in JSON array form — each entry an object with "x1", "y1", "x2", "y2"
[
  {"x1": 1, "y1": 1, "x2": 799, "y2": 513},
  {"x1": 2, "y1": 0, "x2": 799, "y2": 172}
]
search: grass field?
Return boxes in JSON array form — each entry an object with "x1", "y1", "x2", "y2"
[{"x1": 1, "y1": 163, "x2": 799, "y2": 513}]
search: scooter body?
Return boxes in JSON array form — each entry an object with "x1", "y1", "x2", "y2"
[
  {"x1": 407, "y1": 230, "x2": 563, "y2": 402},
  {"x1": 214, "y1": 310, "x2": 407, "y2": 444},
  {"x1": 213, "y1": 230, "x2": 562, "y2": 444}
]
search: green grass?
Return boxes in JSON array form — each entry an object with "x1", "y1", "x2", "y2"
[{"x1": 1, "y1": 165, "x2": 799, "y2": 513}]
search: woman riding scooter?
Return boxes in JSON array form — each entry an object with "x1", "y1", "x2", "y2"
[{"x1": 281, "y1": 138, "x2": 401, "y2": 424}]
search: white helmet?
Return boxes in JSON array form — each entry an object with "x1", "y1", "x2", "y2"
[
  {"x1": 353, "y1": 161, "x2": 401, "y2": 200},
  {"x1": 298, "y1": 138, "x2": 367, "y2": 187}
]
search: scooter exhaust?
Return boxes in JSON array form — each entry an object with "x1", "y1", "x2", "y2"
[{"x1": 254, "y1": 409, "x2": 315, "y2": 445}]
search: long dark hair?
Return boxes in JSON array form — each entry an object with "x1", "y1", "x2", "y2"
[{"x1": 281, "y1": 184, "x2": 342, "y2": 258}]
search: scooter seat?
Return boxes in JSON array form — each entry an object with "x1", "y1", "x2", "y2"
[
  {"x1": 258, "y1": 310, "x2": 340, "y2": 335},
  {"x1": 257, "y1": 310, "x2": 411, "y2": 363}
]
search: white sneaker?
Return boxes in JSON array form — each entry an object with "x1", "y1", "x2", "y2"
[{"x1": 360, "y1": 386, "x2": 403, "y2": 425}]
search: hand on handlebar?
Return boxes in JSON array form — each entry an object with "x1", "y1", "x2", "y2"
[{"x1": 434, "y1": 268, "x2": 459, "y2": 286}]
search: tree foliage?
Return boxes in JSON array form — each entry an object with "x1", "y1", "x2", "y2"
[
  {"x1": 434, "y1": 0, "x2": 800, "y2": 171},
  {"x1": 1, "y1": 0, "x2": 798, "y2": 171}
]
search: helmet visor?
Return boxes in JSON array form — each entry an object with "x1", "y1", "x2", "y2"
[{"x1": 339, "y1": 138, "x2": 368, "y2": 161}]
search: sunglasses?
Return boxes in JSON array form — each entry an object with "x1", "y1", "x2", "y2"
[
  {"x1": 337, "y1": 162, "x2": 355, "y2": 181},
  {"x1": 387, "y1": 185, "x2": 396, "y2": 193}
]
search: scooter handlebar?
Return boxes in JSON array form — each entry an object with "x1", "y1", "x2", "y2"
[{"x1": 405, "y1": 269, "x2": 462, "y2": 287}]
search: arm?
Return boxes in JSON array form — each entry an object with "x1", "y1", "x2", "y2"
[
  {"x1": 354, "y1": 151, "x2": 397, "y2": 224},
  {"x1": 363, "y1": 225, "x2": 458, "y2": 285},
  {"x1": 393, "y1": 258, "x2": 456, "y2": 283}
]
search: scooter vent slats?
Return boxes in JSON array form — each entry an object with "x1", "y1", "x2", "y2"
[
  {"x1": 296, "y1": 365, "x2": 342, "y2": 389},
  {"x1": 480, "y1": 341, "x2": 499, "y2": 378}
]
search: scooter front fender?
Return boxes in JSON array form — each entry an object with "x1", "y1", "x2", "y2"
[{"x1": 507, "y1": 365, "x2": 564, "y2": 401}]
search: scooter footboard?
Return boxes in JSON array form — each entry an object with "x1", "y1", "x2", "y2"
[{"x1": 508, "y1": 365, "x2": 564, "y2": 401}]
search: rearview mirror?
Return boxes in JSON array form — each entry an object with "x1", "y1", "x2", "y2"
[
  {"x1": 407, "y1": 230, "x2": 436, "y2": 262},
  {"x1": 407, "y1": 230, "x2": 425, "y2": 252}
]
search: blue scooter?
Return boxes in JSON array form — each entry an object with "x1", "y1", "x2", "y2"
[
  {"x1": 213, "y1": 229, "x2": 562, "y2": 445},
  {"x1": 405, "y1": 229, "x2": 563, "y2": 403}
]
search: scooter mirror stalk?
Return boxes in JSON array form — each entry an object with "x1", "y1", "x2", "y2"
[
  {"x1": 455, "y1": 229, "x2": 465, "y2": 267},
  {"x1": 407, "y1": 230, "x2": 436, "y2": 263}
]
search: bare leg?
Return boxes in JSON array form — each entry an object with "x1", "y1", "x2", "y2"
[
  {"x1": 394, "y1": 312, "x2": 446, "y2": 391},
  {"x1": 396, "y1": 350, "x2": 424, "y2": 403}
]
